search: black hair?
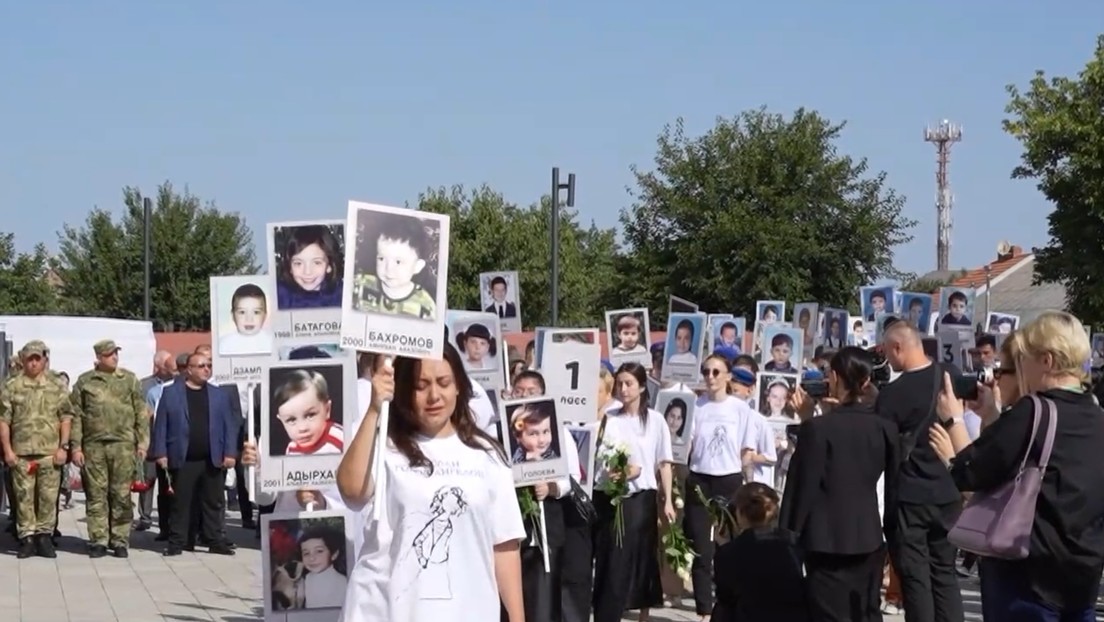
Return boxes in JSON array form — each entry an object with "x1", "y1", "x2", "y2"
[
  {"x1": 279, "y1": 225, "x2": 342, "y2": 290},
  {"x1": 512, "y1": 370, "x2": 546, "y2": 394},
  {"x1": 298, "y1": 525, "x2": 347, "y2": 576},
  {"x1": 288, "y1": 346, "x2": 331, "y2": 360},
  {"x1": 675, "y1": 318, "x2": 695, "y2": 342},
  {"x1": 614, "y1": 362, "x2": 651, "y2": 424},
  {"x1": 949, "y1": 291, "x2": 968, "y2": 305},
  {"x1": 231, "y1": 283, "x2": 267, "y2": 310},
  {"x1": 870, "y1": 289, "x2": 887, "y2": 302},
  {"x1": 977, "y1": 334, "x2": 997, "y2": 350},
  {"x1": 373, "y1": 212, "x2": 429, "y2": 260},
  {"x1": 828, "y1": 346, "x2": 877, "y2": 405},
  {"x1": 664, "y1": 398, "x2": 689, "y2": 436},
  {"x1": 720, "y1": 321, "x2": 737, "y2": 333},
  {"x1": 734, "y1": 354, "x2": 759, "y2": 373},
  {"x1": 490, "y1": 275, "x2": 508, "y2": 289}
]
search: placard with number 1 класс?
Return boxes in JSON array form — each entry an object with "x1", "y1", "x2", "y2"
[{"x1": 540, "y1": 328, "x2": 601, "y2": 424}]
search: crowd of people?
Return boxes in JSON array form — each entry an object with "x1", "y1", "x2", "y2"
[{"x1": 2, "y1": 307, "x2": 1103, "y2": 622}]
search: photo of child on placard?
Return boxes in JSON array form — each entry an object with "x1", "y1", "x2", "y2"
[
  {"x1": 791, "y1": 303, "x2": 819, "y2": 352},
  {"x1": 606, "y1": 309, "x2": 651, "y2": 367},
  {"x1": 710, "y1": 316, "x2": 745, "y2": 355},
  {"x1": 277, "y1": 344, "x2": 345, "y2": 360},
  {"x1": 665, "y1": 314, "x2": 704, "y2": 366},
  {"x1": 755, "y1": 300, "x2": 785, "y2": 325},
  {"x1": 656, "y1": 389, "x2": 695, "y2": 464},
  {"x1": 874, "y1": 314, "x2": 900, "y2": 345},
  {"x1": 848, "y1": 317, "x2": 869, "y2": 348},
  {"x1": 821, "y1": 309, "x2": 848, "y2": 349},
  {"x1": 860, "y1": 286, "x2": 895, "y2": 322},
  {"x1": 1092, "y1": 334, "x2": 1104, "y2": 368},
  {"x1": 939, "y1": 287, "x2": 976, "y2": 327},
  {"x1": 351, "y1": 208, "x2": 443, "y2": 321},
  {"x1": 760, "y1": 326, "x2": 803, "y2": 373},
  {"x1": 267, "y1": 365, "x2": 345, "y2": 457},
  {"x1": 986, "y1": 312, "x2": 1019, "y2": 334},
  {"x1": 264, "y1": 513, "x2": 349, "y2": 612},
  {"x1": 479, "y1": 271, "x2": 523, "y2": 333},
  {"x1": 214, "y1": 280, "x2": 274, "y2": 356},
  {"x1": 900, "y1": 293, "x2": 933, "y2": 334},
  {"x1": 454, "y1": 321, "x2": 498, "y2": 371},
  {"x1": 507, "y1": 399, "x2": 560, "y2": 464},
  {"x1": 271, "y1": 224, "x2": 345, "y2": 310}
]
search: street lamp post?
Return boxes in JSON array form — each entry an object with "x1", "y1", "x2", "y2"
[
  {"x1": 143, "y1": 197, "x2": 152, "y2": 322},
  {"x1": 550, "y1": 167, "x2": 575, "y2": 327}
]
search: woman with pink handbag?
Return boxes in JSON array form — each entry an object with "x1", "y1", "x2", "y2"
[{"x1": 929, "y1": 311, "x2": 1104, "y2": 622}]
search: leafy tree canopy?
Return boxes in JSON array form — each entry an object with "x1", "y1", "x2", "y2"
[
  {"x1": 417, "y1": 185, "x2": 619, "y2": 328},
  {"x1": 0, "y1": 233, "x2": 58, "y2": 315},
  {"x1": 1004, "y1": 35, "x2": 1104, "y2": 323},
  {"x1": 54, "y1": 182, "x2": 257, "y2": 330},
  {"x1": 618, "y1": 108, "x2": 915, "y2": 326}
]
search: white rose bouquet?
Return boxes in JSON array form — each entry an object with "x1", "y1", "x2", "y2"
[{"x1": 598, "y1": 440, "x2": 631, "y2": 546}]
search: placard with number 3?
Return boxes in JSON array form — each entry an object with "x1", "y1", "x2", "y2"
[
  {"x1": 540, "y1": 328, "x2": 601, "y2": 424},
  {"x1": 937, "y1": 326, "x2": 975, "y2": 372}
]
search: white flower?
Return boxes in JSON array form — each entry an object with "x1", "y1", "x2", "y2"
[
  {"x1": 674, "y1": 497, "x2": 684, "y2": 509},
  {"x1": 684, "y1": 551, "x2": 694, "y2": 563},
  {"x1": 614, "y1": 442, "x2": 629, "y2": 454},
  {"x1": 677, "y1": 568, "x2": 691, "y2": 582}
]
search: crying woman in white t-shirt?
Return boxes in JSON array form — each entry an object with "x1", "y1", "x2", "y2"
[{"x1": 336, "y1": 343, "x2": 526, "y2": 622}]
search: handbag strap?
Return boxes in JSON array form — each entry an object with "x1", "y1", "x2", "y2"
[
  {"x1": 596, "y1": 413, "x2": 609, "y2": 448},
  {"x1": 1021, "y1": 395, "x2": 1059, "y2": 471}
]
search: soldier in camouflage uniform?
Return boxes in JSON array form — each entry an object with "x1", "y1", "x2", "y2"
[
  {"x1": 70, "y1": 339, "x2": 148, "y2": 558},
  {"x1": 0, "y1": 340, "x2": 75, "y2": 558},
  {"x1": 352, "y1": 211, "x2": 437, "y2": 319}
]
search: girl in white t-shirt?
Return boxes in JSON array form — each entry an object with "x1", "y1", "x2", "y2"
[
  {"x1": 683, "y1": 353, "x2": 760, "y2": 620},
  {"x1": 336, "y1": 343, "x2": 526, "y2": 622},
  {"x1": 593, "y1": 362, "x2": 674, "y2": 622}
]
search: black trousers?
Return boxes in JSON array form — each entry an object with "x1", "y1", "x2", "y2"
[
  {"x1": 167, "y1": 460, "x2": 224, "y2": 548},
  {"x1": 805, "y1": 547, "x2": 885, "y2": 622},
  {"x1": 682, "y1": 471, "x2": 744, "y2": 615},
  {"x1": 502, "y1": 544, "x2": 563, "y2": 622},
  {"x1": 156, "y1": 465, "x2": 173, "y2": 533},
  {"x1": 233, "y1": 462, "x2": 251, "y2": 524},
  {"x1": 560, "y1": 516, "x2": 593, "y2": 622},
  {"x1": 889, "y1": 501, "x2": 965, "y2": 622},
  {"x1": 592, "y1": 489, "x2": 663, "y2": 622}
]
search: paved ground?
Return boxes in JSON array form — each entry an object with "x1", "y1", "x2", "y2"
[{"x1": 0, "y1": 491, "x2": 1026, "y2": 622}]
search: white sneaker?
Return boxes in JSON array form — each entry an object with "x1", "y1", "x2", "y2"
[{"x1": 881, "y1": 602, "x2": 903, "y2": 615}]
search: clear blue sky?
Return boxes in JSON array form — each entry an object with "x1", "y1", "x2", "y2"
[{"x1": 2, "y1": 1, "x2": 1100, "y2": 276}]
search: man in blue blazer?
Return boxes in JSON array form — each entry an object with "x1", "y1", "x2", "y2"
[{"x1": 150, "y1": 351, "x2": 237, "y2": 556}]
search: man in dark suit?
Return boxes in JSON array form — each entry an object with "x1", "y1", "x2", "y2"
[
  {"x1": 150, "y1": 351, "x2": 237, "y2": 556},
  {"x1": 484, "y1": 275, "x2": 517, "y2": 318}
]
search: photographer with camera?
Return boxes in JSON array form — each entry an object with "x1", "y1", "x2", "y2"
[
  {"x1": 778, "y1": 346, "x2": 899, "y2": 621},
  {"x1": 876, "y1": 321, "x2": 965, "y2": 622},
  {"x1": 928, "y1": 311, "x2": 1104, "y2": 620}
]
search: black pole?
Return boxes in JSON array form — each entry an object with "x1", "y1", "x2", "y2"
[
  {"x1": 143, "y1": 196, "x2": 152, "y2": 321},
  {"x1": 550, "y1": 168, "x2": 576, "y2": 327}
]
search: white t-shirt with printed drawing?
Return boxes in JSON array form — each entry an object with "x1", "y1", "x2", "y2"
[
  {"x1": 342, "y1": 433, "x2": 525, "y2": 622},
  {"x1": 687, "y1": 396, "x2": 759, "y2": 476}
]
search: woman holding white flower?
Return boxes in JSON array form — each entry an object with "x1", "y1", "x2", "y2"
[
  {"x1": 593, "y1": 362, "x2": 674, "y2": 622},
  {"x1": 682, "y1": 353, "x2": 762, "y2": 620}
]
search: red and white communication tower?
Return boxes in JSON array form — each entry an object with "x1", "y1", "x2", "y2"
[{"x1": 924, "y1": 120, "x2": 963, "y2": 271}]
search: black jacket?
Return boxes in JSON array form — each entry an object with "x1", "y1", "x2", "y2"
[{"x1": 713, "y1": 527, "x2": 810, "y2": 622}]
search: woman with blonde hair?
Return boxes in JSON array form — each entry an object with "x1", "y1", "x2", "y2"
[{"x1": 930, "y1": 311, "x2": 1104, "y2": 621}]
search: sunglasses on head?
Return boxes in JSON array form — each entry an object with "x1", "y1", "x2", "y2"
[{"x1": 700, "y1": 367, "x2": 726, "y2": 378}]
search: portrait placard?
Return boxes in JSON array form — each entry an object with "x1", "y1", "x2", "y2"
[
  {"x1": 709, "y1": 316, "x2": 745, "y2": 356},
  {"x1": 1092, "y1": 333, "x2": 1104, "y2": 369},
  {"x1": 791, "y1": 303, "x2": 819, "y2": 354},
  {"x1": 900, "y1": 293, "x2": 934, "y2": 334},
  {"x1": 937, "y1": 326, "x2": 975, "y2": 371},
  {"x1": 755, "y1": 300, "x2": 785, "y2": 325},
  {"x1": 341, "y1": 201, "x2": 450, "y2": 359},
  {"x1": 261, "y1": 510, "x2": 352, "y2": 618},
  {"x1": 479, "y1": 271, "x2": 523, "y2": 334},
  {"x1": 499, "y1": 397, "x2": 569, "y2": 486},
  {"x1": 820, "y1": 308, "x2": 849, "y2": 350},
  {"x1": 874, "y1": 313, "x2": 900, "y2": 345},
  {"x1": 566, "y1": 422, "x2": 599, "y2": 497},
  {"x1": 759, "y1": 325, "x2": 804, "y2": 374},
  {"x1": 985, "y1": 312, "x2": 1020, "y2": 335},
  {"x1": 662, "y1": 313, "x2": 707, "y2": 384},
  {"x1": 860, "y1": 286, "x2": 896, "y2": 322},
  {"x1": 210, "y1": 275, "x2": 274, "y2": 384},
  {"x1": 259, "y1": 357, "x2": 356, "y2": 493},
  {"x1": 849, "y1": 315, "x2": 870, "y2": 348},
  {"x1": 447, "y1": 310, "x2": 504, "y2": 391},
  {"x1": 276, "y1": 344, "x2": 349, "y2": 361},
  {"x1": 540, "y1": 328, "x2": 601, "y2": 425},
  {"x1": 668, "y1": 295, "x2": 699, "y2": 316},
  {"x1": 937, "y1": 287, "x2": 977, "y2": 329},
  {"x1": 758, "y1": 373, "x2": 799, "y2": 419},
  {"x1": 655, "y1": 388, "x2": 696, "y2": 465},
  {"x1": 605, "y1": 308, "x2": 651, "y2": 368},
  {"x1": 266, "y1": 220, "x2": 345, "y2": 346}
]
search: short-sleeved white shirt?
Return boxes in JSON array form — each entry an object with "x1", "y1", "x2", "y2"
[
  {"x1": 342, "y1": 434, "x2": 524, "y2": 622},
  {"x1": 687, "y1": 396, "x2": 759, "y2": 476},
  {"x1": 747, "y1": 413, "x2": 777, "y2": 486},
  {"x1": 594, "y1": 415, "x2": 644, "y2": 495},
  {"x1": 605, "y1": 407, "x2": 673, "y2": 494}
]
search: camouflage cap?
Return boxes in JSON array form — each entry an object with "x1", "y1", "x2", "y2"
[
  {"x1": 19, "y1": 340, "x2": 48, "y2": 358},
  {"x1": 93, "y1": 339, "x2": 121, "y2": 356}
]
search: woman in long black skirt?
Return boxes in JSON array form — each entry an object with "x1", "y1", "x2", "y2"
[{"x1": 593, "y1": 363, "x2": 675, "y2": 622}]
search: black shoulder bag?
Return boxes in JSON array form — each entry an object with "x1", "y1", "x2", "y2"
[
  {"x1": 899, "y1": 363, "x2": 944, "y2": 465},
  {"x1": 565, "y1": 416, "x2": 609, "y2": 525}
]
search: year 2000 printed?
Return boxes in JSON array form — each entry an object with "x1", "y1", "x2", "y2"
[{"x1": 341, "y1": 335, "x2": 366, "y2": 349}]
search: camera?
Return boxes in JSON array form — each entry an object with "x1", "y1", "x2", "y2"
[
  {"x1": 951, "y1": 368, "x2": 994, "y2": 401},
  {"x1": 800, "y1": 369, "x2": 828, "y2": 399},
  {"x1": 870, "y1": 349, "x2": 892, "y2": 387}
]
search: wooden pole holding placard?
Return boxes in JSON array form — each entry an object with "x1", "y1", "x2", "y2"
[
  {"x1": 550, "y1": 167, "x2": 576, "y2": 327},
  {"x1": 370, "y1": 357, "x2": 393, "y2": 522}
]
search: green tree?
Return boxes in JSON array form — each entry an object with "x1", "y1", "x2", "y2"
[
  {"x1": 417, "y1": 185, "x2": 619, "y2": 328},
  {"x1": 1003, "y1": 35, "x2": 1104, "y2": 323},
  {"x1": 54, "y1": 182, "x2": 257, "y2": 330},
  {"x1": 0, "y1": 233, "x2": 59, "y2": 314},
  {"x1": 619, "y1": 108, "x2": 915, "y2": 326}
]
